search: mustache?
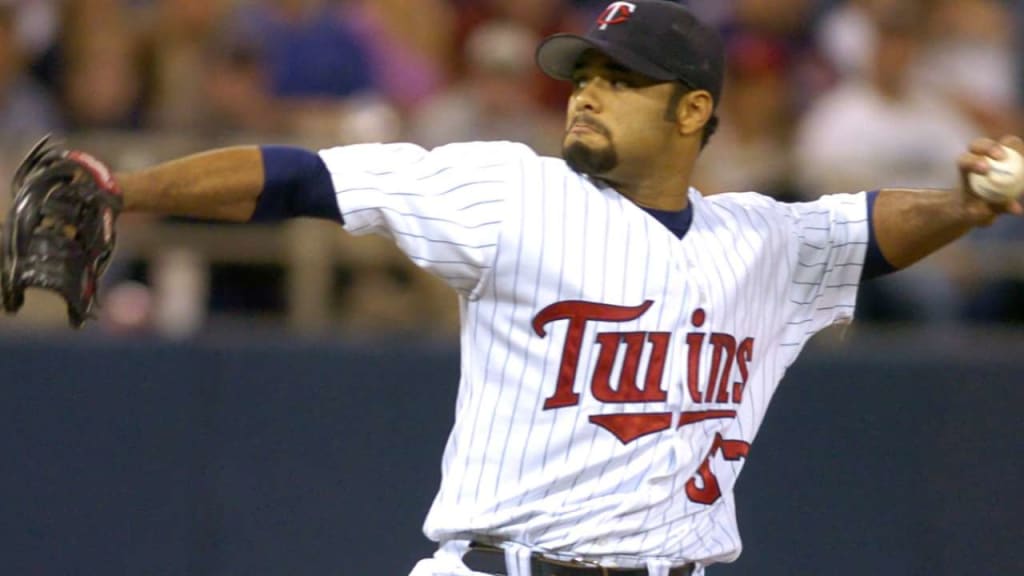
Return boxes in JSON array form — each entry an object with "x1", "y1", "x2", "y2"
[{"x1": 569, "y1": 114, "x2": 610, "y2": 136}]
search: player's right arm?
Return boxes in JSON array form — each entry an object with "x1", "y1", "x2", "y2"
[
  {"x1": 116, "y1": 140, "x2": 531, "y2": 295},
  {"x1": 118, "y1": 144, "x2": 344, "y2": 224},
  {"x1": 118, "y1": 146, "x2": 266, "y2": 222}
]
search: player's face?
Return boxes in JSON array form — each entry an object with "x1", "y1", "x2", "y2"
[{"x1": 563, "y1": 52, "x2": 679, "y2": 179}]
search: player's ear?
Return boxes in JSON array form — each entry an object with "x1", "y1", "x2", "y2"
[{"x1": 675, "y1": 90, "x2": 714, "y2": 139}]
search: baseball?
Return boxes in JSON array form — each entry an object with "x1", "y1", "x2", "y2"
[{"x1": 968, "y1": 145, "x2": 1024, "y2": 203}]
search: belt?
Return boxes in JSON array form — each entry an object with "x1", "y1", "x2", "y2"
[{"x1": 463, "y1": 542, "x2": 695, "y2": 576}]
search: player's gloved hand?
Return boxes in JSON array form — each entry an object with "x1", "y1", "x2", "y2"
[
  {"x1": 957, "y1": 134, "x2": 1024, "y2": 225},
  {"x1": 1, "y1": 135, "x2": 123, "y2": 328}
]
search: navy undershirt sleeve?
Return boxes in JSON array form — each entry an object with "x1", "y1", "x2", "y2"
[
  {"x1": 862, "y1": 190, "x2": 897, "y2": 280},
  {"x1": 250, "y1": 146, "x2": 342, "y2": 224}
]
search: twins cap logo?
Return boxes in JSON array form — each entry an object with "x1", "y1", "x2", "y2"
[{"x1": 597, "y1": 1, "x2": 637, "y2": 30}]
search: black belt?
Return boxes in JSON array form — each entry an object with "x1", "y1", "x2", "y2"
[{"x1": 463, "y1": 542, "x2": 695, "y2": 576}]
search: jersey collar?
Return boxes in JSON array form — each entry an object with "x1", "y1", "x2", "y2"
[{"x1": 639, "y1": 201, "x2": 694, "y2": 240}]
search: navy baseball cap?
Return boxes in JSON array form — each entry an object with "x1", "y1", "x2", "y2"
[{"x1": 536, "y1": 1, "x2": 725, "y2": 107}]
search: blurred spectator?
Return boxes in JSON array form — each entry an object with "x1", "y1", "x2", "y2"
[
  {"x1": 0, "y1": 4, "x2": 61, "y2": 140},
  {"x1": 796, "y1": 3, "x2": 974, "y2": 196},
  {"x1": 219, "y1": 0, "x2": 403, "y2": 142},
  {"x1": 685, "y1": 0, "x2": 734, "y2": 29},
  {"x1": 13, "y1": 0, "x2": 61, "y2": 91},
  {"x1": 1, "y1": 0, "x2": 1022, "y2": 334},
  {"x1": 733, "y1": 0, "x2": 817, "y2": 37},
  {"x1": 342, "y1": 0, "x2": 455, "y2": 112},
  {"x1": 451, "y1": 0, "x2": 586, "y2": 113},
  {"x1": 918, "y1": 0, "x2": 1020, "y2": 138},
  {"x1": 1018, "y1": 0, "x2": 1024, "y2": 107},
  {"x1": 101, "y1": 281, "x2": 155, "y2": 336},
  {"x1": 795, "y1": 2, "x2": 976, "y2": 323},
  {"x1": 228, "y1": 0, "x2": 373, "y2": 101},
  {"x1": 731, "y1": 0, "x2": 835, "y2": 103},
  {"x1": 816, "y1": 0, "x2": 876, "y2": 80},
  {"x1": 694, "y1": 34, "x2": 799, "y2": 200},
  {"x1": 141, "y1": 0, "x2": 234, "y2": 132},
  {"x1": 58, "y1": 0, "x2": 144, "y2": 130},
  {"x1": 199, "y1": 35, "x2": 286, "y2": 136},
  {"x1": 411, "y1": 20, "x2": 562, "y2": 155}
]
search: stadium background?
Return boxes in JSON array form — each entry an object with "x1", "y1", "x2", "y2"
[{"x1": 0, "y1": 0, "x2": 1021, "y2": 574}]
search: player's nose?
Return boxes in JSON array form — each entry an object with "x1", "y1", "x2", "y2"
[{"x1": 571, "y1": 79, "x2": 605, "y2": 114}]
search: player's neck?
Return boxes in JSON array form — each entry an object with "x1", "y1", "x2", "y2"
[
  {"x1": 600, "y1": 147, "x2": 697, "y2": 211},
  {"x1": 606, "y1": 173, "x2": 693, "y2": 212}
]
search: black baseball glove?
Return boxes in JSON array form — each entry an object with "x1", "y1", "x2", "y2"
[{"x1": 1, "y1": 136, "x2": 123, "y2": 328}]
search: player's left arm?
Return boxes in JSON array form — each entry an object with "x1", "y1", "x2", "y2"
[{"x1": 871, "y1": 135, "x2": 1023, "y2": 270}]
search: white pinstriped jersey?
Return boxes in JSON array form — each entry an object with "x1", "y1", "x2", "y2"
[{"x1": 323, "y1": 141, "x2": 868, "y2": 574}]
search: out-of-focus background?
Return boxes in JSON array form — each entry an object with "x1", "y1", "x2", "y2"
[
  {"x1": 0, "y1": 1, "x2": 1021, "y2": 575},
  {"x1": 0, "y1": 0, "x2": 1020, "y2": 334}
]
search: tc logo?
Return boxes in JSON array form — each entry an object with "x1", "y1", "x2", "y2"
[{"x1": 596, "y1": 1, "x2": 637, "y2": 30}]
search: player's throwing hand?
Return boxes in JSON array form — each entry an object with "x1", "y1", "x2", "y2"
[{"x1": 959, "y1": 135, "x2": 1024, "y2": 221}]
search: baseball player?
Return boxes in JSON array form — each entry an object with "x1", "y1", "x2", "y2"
[{"x1": 3, "y1": 1, "x2": 1021, "y2": 575}]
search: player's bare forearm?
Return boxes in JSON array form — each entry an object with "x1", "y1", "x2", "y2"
[
  {"x1": 872, "y1": 136, "x2": 1024, "y2": 270},
  {"x1": 117, "y1": 146, "x2": 264, "y2": 222},
  {"x1": 872, "y1": 188, "x2": 986, "y2": 268}
]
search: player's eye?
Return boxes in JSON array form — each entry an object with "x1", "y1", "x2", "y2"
[{"x1": 573, "y1": 77, "x2": 589, "y2": 90}]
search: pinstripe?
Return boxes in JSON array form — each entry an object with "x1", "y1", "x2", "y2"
[
  {"x1": 471, "y1": 154, "x2": 530, "y2": 504},
  {"x1": 413, "y1": 161, "x2": 505, "y2": 182},
  {"x1": 413, "y1": 165, "x2": 454, "y2": 181},
  {"x1": 493, "y1": 159, "x2": 547, "y2": 495},
  {"x1": 390, "y1": 230, "x2": 496, "y2": 250},
  {"x1": 335, "y1": 186, "x2": 381, "y2": 195},
  {"x1": 560, "y1": 187, "x2": 614, "y2": 505},
  {"x1": 457, "y1": 199, "x2": 504, "y2": 212},
  {"x1": 512, "y1": 167, "x2": 571, "y2": 509},
  {"x1": 435, "y1": 179, "x2": 507, "y2": 196},
  {"x1": 634, "y1": 208, "x2": 691, "y2": 555},
  {"x1": 745, "y1": 205, "x2": 780, "y2": 430},
  {"x1": 662, "y1": 200, "x2": 734, "y2": 537},
  {"x1": 711, "y1": 204, "x2": 758, "y2": 515},
  {"x1": 587, "y1": 195, "x2": 639, "y2": 498},
  {"x1": 407, "y1": 256, "x2": 491, "y2": 269},
  {"x1": 557, "y1": 185, "x2": 619, "y2": 510},
  {"x1": 525, "y1": 171, "x2": 571, "y2": 485},
  {"x1": 343, "y1": 205, "x2": 502, "y2": 229},
  {"x1": 539, "y1": 175, "x2": 592, "y2": 501},
  {"x1": 455, "y1": 241, "x2": 500, "y2": 506}
]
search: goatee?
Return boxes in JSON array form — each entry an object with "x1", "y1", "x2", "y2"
[{"x1": 564, "y1": 141, "x2": 618, "y2": 177}]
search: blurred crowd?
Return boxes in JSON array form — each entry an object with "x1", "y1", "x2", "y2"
[{"x1": 0, "y1": 0, "x2": 1021, "y2": 337}]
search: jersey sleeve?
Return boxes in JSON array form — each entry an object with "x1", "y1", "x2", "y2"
[
  {"x1": 779, "y1": 192, "x2": 869, "y2": 334},
  {"x1": 319, "y1": 141, "x2": 531, "y2": 295}
]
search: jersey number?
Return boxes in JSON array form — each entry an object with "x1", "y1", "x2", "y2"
[{"x1": 685, "y1": 433, "x2": 751, "y2": 505}]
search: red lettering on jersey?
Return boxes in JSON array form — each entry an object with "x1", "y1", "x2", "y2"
[
  {"x1": 708, "y1": 333, "x2": 737, "y2": 403},
  {"x1": 533, "y1": 300, "x2": 653, "y2": 409},
  {"x1": 589, "y1": 412, "x2": 672, "y2": 444},
  {"x1": 533, "y1": 301, "x2": 755, "y2": 445},
  {"x1": 677, "y1": 409, "x2": 737, "y2": 426},
  {"x1": 686, "y1": 309, "x2": 706, "y2": 403},
  {"x1": 685, "y1": 433, "x2": 751, "y2": 505},
  {"x1": 684, "y1": 308, "x2": 757, "y2": 407},
  {"x1": 592, "y1": 332, "x2": 669, "y2": 403},
  {"x1": 733, "y1": 338, "x2": 755, "y2": 403},
  {"x1": 644, "y1": 332, "x2": 670, "y2": 395}
]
